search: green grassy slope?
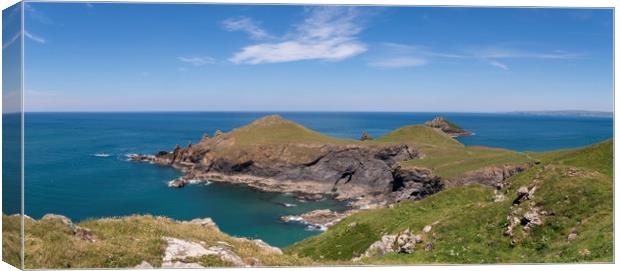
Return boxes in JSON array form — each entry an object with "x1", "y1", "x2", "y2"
[
  {"x1": 371, "y1": 124, "x2": 531, "y2": 178},
  {"x1": 286, "y1": 139, "x2": 613, "y2": 263}
]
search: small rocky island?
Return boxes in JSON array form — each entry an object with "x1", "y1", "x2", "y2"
[{"x1": 424, "y1": 116, "x2": 473, "y2": 137}]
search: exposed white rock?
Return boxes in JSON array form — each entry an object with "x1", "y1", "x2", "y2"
[
  {"x1": 252, "y1": 239, "x2": 283, "y2": 255},
  {"x1": 42, "y1": 214, "x2": 73, "y2": 226},
  {"x1": 423, "y1": 224, "x2": 432, "y2": 233},
  {"x1": 162, "y1": 237, "x2": 212, "y2": 262},
  {"x1": 161, "y1": 236, "x2": 246, "y2": 267}
]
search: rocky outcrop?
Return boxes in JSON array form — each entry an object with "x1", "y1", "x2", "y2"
[
  {"x1": 41, "y1": 214, "x2": 96, "y2": 242},
  {"x1": 504, "y1": 168, "x2": 550, "y2": 243},
  {"x1": 281, "y1": 209, "x2": 359, "y2": 231},
  {"x1": 445, "y1": 164, "x2": 530, "y2": 188},
  {"x1": 354, "y1": 227, "x2": 430, "y2": 261},
  {"x1": 425, "y1": 116, "x2": 472, "y2": 137}
]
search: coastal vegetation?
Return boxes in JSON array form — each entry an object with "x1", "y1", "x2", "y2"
[
  {"x1": 2, "y1": 116, "x2": 612, "y2": 268},
  {"x1": 287, "y1": 140, "x2": 613, "y2": 263}
]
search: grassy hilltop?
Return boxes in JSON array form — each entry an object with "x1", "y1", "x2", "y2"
[{"x1": 2, "y1": 116, "x2": 613, "y2": 267}]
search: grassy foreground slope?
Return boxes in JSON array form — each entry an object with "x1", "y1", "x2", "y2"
[
  {"x1": 2, "y1": 214, "x2": 21, "y2": 268},
  {"x1": 2, "y1": 215, "x2": 312, "y2": 269},
  {"x1": 286, "y1": 140, "x2": 613, "y2": 263}
]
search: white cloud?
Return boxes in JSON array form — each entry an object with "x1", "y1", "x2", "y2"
[
  {"x1": 229, "y1": 7, "x2": 368, "y2": 64},
  {"x1": 222, "y1": 17, "x2": 270, "y2": 40},
  {"x1": 24, "y1": 31, "x2": 46, "y2": 44},
  {"x1": 369, "y1": 57, "x2": 427, "y2": 68},
  {"x1": 177, "y1": 56, "x2": 216, "y2": 66}
]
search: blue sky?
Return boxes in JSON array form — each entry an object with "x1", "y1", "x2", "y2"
[
  {"x1": 2, "y1": 2, "x2": 22, "y2": 113},
  {"x1": 16, "y1": 3, "x2": 614, "y2": 112}
]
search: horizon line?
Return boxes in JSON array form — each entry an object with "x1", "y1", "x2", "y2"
[{"x1": 3, "y1": 109, "x2": 614, "y2": 114}]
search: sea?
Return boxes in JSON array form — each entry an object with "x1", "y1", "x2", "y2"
[{"x1": 1, "y1": 112, "x2": 613, "y2": 247}]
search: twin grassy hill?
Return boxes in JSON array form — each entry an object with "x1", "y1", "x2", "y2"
[
  {"x1": 198, "y1": 115, "x2": 531, "y2": 180},
  {"x1": 286, "y1": 140, "x2": 613, "y2": 263}
]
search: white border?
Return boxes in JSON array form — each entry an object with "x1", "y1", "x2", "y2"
[{"x1": 0, "y1": 1, "x2": 617, "y2": 271}]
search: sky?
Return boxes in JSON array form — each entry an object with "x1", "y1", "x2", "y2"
[
  {"x1": 10, "y1": 2, "x2": 615, "y2": 112},
  {"x1": 2, "y1": 2, "x2": 22, "y2": 113}
]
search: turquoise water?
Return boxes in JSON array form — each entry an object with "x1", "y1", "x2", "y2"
[{"x1": 9, "y1": 112, "x2": 614, "y2": 247}]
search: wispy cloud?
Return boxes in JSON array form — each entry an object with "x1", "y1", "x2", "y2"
[
  {"x1": 369, "y1": 57, "x2": 427, "y2": 68},
  {"x1": 177, "y1": 56, "x2": 216, "y2": 66},
  {"x1": 222, "y1": 17, "x2": 271, "y2": 40},
  {"x1": 370, "y1": 43, "x2": 581, "y2": 70},
  {"x1": 229, "y1": 7, "x2": 368, "y2": 64},
  {"x1": 25, "y1": 31, "x2": 46, "y2": 44},
  {"x1": 2, "y1": 32, "x2": 21, "y2": 49},
  {"x1": 486, "y1": 60, "x2": 508, "y2": 70},
  {"x1": 468, "y1": 47, "x2": 582, "y2": 60},
  {"x1": 3, "y1": 31, "x2": 46, "y2": 49}
]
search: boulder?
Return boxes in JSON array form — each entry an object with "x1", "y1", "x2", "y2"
[
  {"x1": 395, "y1": 229, "x2": 417, "y2": 253},
  {"x1": 423, "y1": 224, "x2": 432, "y2": 233},
  {"x1": 424, "y1": 243, "x2": 433, "y2": 251}
]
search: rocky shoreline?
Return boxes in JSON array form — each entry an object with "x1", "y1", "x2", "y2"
[{"x1": 127, "y1": 116, "x2": 447, "y2": 209}]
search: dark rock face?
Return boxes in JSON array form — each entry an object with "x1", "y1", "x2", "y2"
[
  {"x1": 391, "y1": 167, "x2": 444, "y2": 202},
  {"x1": 131, "y1": 143, "x2": 445, "y2": 204}
]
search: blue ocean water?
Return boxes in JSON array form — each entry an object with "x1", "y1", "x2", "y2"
[{"x1": 15, "y1": 112, "x2": 613, "y2": 247}]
